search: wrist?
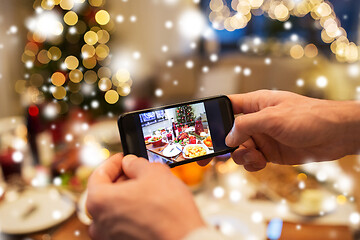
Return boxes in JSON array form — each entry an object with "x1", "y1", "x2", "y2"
[{"x1": 336, "y1": 101, "x2": 360, "y2": 155}]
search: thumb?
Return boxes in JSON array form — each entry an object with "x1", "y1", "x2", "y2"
[
  {"x1": 225, "y1": 112, "x2": 270, "y2": 147},
  {"x1": 122, "y1": 155, "x2": 151, "y2": 179}
]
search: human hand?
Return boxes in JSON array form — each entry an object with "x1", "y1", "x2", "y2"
[
  {"x1": 86, "y1": 153, "x2": 205, "y2": 240},
  {"x1": 198, "y1": 90, "x2": 360, "y2": 171}
]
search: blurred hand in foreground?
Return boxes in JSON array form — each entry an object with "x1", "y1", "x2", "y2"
[
  {"x1": 198, "y1": 90, "x2": 360, "y2": 171},
  {"x1": 86, "y1": 153, "x2": 205, "y2": 240}
]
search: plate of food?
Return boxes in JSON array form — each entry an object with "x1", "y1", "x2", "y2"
[
  {"x1": 148, "y1": 136, "x2": 162, "y2": 143},
  {"x1": 202, "y1": 136, "x2": 213, "y2": 150},
  {"x1": 175, "y1": 132, "x2": 190, "y2": 146},
  {"x1": 183, "y1": 144, "x2": 208, "y2": 159},
  {"x1": 0, "y1": 187, "x2": 75, "y2": 234},
  {"x1": 162, "y1": 143, "x2": 182, "y2": 158}
]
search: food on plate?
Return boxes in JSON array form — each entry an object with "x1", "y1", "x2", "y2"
[
  {"x1": 203, "y1": 136, "x2": 213, "y2": 148},
  {"x1": 200, "y1": 132, "x2": 207, "y2": 138},
  {"x1": 175, "y1": 132, "x2": 190, "y2": 146},
  {"x1": 189, "y1": 136, "x2": 196, "y2": 144},
  {"x1": 184, "y1": 145, "x2": 207, "y2": 158},
  {"x1": 144, "y1": 136, "x2": 152, "y2": 144},
  {"x1": 150, "y1": 136, "x2": 162, "y2": 142},
  {"x1": 177, "y1": 132, "x2": 189, "y2": 141}
]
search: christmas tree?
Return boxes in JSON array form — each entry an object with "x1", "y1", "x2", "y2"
[
  {"x1": 176, "y1": 105, "x2": 195, "y2": 125},
  {"x1": 18, "y1": 0, "x2": 132, "y2": 120}
]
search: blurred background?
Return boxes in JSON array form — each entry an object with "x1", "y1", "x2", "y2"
[{"x1": 0, "y1": 0, "x2": 360, "y2": 239}]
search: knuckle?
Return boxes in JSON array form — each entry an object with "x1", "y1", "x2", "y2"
[{"x1": 86, "y1": 188, "x2": 106, "y2": 215}]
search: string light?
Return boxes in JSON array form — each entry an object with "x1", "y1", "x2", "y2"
[{"x1": 209, "y1": 0, "x2": 360, "y2": 63}]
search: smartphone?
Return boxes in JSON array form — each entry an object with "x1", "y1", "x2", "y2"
[{"x1": 118, "y1": 95, "x2": 237, "y2": 167}]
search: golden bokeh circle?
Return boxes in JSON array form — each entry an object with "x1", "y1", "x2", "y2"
[
  {"x1": 48, "y1": 46, "x2": 62, "y2": 61},
  {"x1": 81, "y1": 44, "x2": 95, "y2": 59},
  {"x1": 60, "y1": 0, "x2": 74, "y2": 10},
  {"x1": 105, "y1": 90, "x2": 119, "y2": 104},
  {"x1": 290, "y1": 45, "x2": 304, "y2": 59},
  {"x1": 95, "y1": 10, "x2": 110, "y2": 25},
  {"x1": 65, "y1": 56, "x2": 79, "y2": 70},
  {"x1": 25, "y1": 42, "x2": 39, "y2": 55},
  {"x1": 117, "y1": 86, "x2": 131, "y2": 96},
  {"x1": 22, "y1": 52, "x2": 35, "y2": 63},
  {"x1": 41, "y1": 0, "x2": 55, "y2": 10},
  {"x1": 84, "y1": 70, "x2": 98, "y2": 84},
  {"x1": 84, "y1": 31, "x2": 98, "y2": 45},
  {"x1": 51, "y1": 72, "x2": 66, "y2": 86},
  {"x1": 64, "y1": 11, "x2": 78, "y2": 26},
  {"x1": 98, "y1": 77, "x2": 112, "y2": 91},
  {"x1": 95, "y1": 44, "x2": 110, "y2": 59},
  {"x1": 83, "y1": 57, "x2": 97, "y2": 69},
  {"x1": 89, "y1": 0, "x2": 104, "y2": 7},
  {"x1": 53, "y1": 86, "x2": 67, "y2": 99},
  {"x1": 97, "y1": 30, "x2": 110, "y2": 44},
  {"x1": 37, "y1": 50, "x2": 51, "y2": 64},
  {"x1": 69, "y1": 69, "x2": 83, "y2": 83},
  {"x1": 304, "y1": 44, "x2": 319, "y2": 58},
  {"x1": 116, "y1": 69, "x2": 130, "y2": 83}
]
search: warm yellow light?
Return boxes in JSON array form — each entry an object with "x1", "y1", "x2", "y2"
[
  {"x1": 105, "y1": 90, "x2": 119, "y2": 104},
  {"x1": 95, "y1": 10, "x2": 110, "y2": 25},
  {"x1": 97, "y1": 30, "x2": 110, "y2": 44},
  {"x1": 116, "y1": 69, "x2": 130, "y2": 82},
  {"x1": 89, "y1": 0, "x2": 104, "y2": 7},
  {"x1": 304, "y1": 44, "x2": 318, "y2": 58},
  {"x1": 60, "y1": 0, "x2": 74, "y2": 10},
  {"x1": 290, "y1": 44, "x2": 304, "y2": 59},
  {"x1": 81, "y1": 44, "x2": 95, "y2": 59},
  {"x1": 65, "y1": 56, "x2": 79, "y2": 70},
  {"x1": 69, "y1": 69, "x2": 83, "y2": 83},
  {"x1": 37, "y1": 50, "x2": 51, "y2": 64},
  {"x1": 117, "y1": 86, "x2": 131, "y2": 96},
  {"x1": 51, "y1": 72, "x2": 66, "y2": 86},
  {"x1": 53, "y1": 86, "x2": 67, "y2": 99},
  {"x1": 336, "y1": 195, "x2": 347, "y2": 205},
  {"x1": 82, "y1": 57, "x2": 97, "y2": 69},
  {"x1": 274, "y1": 3, "x2": 289, "y2": 21},
  {"x1": 98, "y1": 78, "x2": 112, "y2": 91},
  {"x1": 64, "y1": 11, "x2": 78, "y2": 26},
  {"x1": 95, "y1": 44, "x2": 110, "y2": 59},
  {"x1": 84, "y1": 31, "x2": 98, "y2": 45},
  {"x1": 48, "y1": 46, "x2": 62, "y2": 61},
  {"x1": 84, "y1": 70, "x2": 98, "y2": 84}
]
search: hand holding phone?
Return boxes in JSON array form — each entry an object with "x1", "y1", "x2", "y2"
[{"x1": 118, "y1": 95, "x2": 237, "y2": 167}]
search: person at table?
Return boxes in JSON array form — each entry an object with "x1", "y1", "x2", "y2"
[{"x1": 86, "y1": 90, "x2": 360, "y2": 240}]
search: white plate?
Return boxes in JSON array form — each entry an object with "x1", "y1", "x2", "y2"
[
  {"x1": 162, "y1": 144, "x2": 182, "y2": 158},
  {"x1": 182, "y1": 144, "x2": 209, "y2": 159},
  {"x1": 289, "y1": 189, "x2": 337, "y2": 217},
  {"x1": 77, "y1": 190, "x2": 92, "y2": 225},
  {"x1": 0, "y1": 187, "x2": 75, "y2": 234}
]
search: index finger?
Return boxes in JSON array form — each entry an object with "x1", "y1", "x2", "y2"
[
  {"x1": 87, "y1": 153, "x2": 125, "y2": 187},
  {"x1": 228, "y1": 90, "x2": 285, "y2": 114}
]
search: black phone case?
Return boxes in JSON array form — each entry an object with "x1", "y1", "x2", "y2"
[{"x1": 118, "y1": 95, "x2": 238, "y2": 168}]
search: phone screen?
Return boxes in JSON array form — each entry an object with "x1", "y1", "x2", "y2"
[{"x1": 118, "y1": 96, "x2": 236, "y2": 167}]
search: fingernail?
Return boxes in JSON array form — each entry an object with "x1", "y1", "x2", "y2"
[
  {"x1": 225, "y1": 127, "x2": 235, "y2": 146},
  {"x1": 122, "y1": 156, "x2": 131, "y2": 167},
  {"x1": 243, "y1": 152, "x2": 252, "y2": 165}
]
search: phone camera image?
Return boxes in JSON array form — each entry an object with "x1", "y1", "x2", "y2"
[{"x1": 140, "y1": 102, "x2": 214, "y2": 165}]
